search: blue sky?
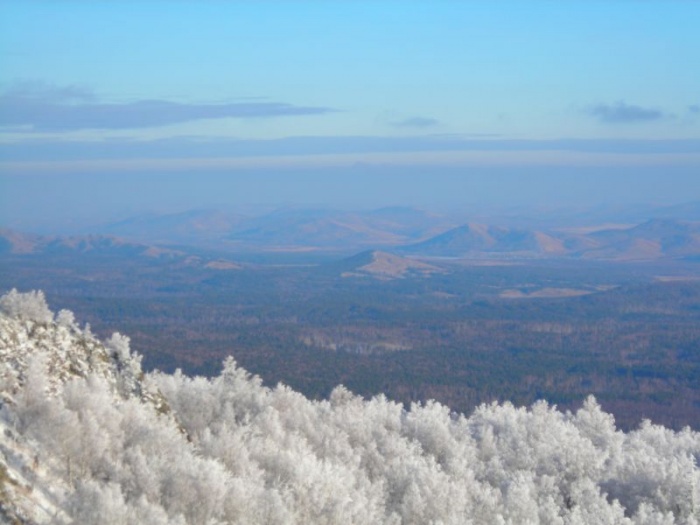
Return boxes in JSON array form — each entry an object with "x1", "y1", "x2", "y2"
[{"x1": 1, "y1": 0, "x2": 699, "y2": 228}]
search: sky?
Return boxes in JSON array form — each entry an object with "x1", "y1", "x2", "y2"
[{"x1": 1, "y1": 0, "x2": 699, "y2": 230}]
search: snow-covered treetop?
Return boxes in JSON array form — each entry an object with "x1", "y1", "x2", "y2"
[
  {"x1": 0, "y1": 288, "x2": 53, "y2": 324},
  {"x1": 0, "y1": 289, "x2": 147, "y2": 403},
  {"x1": 0, "y1": 289, "x2": 698, "y2": 525}
]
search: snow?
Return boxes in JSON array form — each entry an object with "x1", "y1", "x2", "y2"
[{"x1": 1, "y1": 289, "x2": 698, "y2": 524}]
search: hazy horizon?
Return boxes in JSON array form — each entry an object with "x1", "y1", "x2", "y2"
[
  {"x1": 1, "y1": 1, "x2": 699, "y2": 231},
  {"x1": 2, "y1": 169, "x2": 700, "y2": 233}
]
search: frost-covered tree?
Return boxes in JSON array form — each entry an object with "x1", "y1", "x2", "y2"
[
  {"x1": 55, "y1": 308, "x2": 76, "y2": 329},
  {"x1": 1, "y1": 289, "x2": 699, "y2": 525},
  {"x1": 0, "y1": 288, "x2": 53, "y2": 323}
]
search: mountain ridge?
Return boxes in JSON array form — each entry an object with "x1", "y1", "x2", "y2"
[
  {"x1": 403, "y1": 218, "x2": 700, "y2": 261},
  {"x1": 0, "y1": 229, "x2": 243, "y2": 270},
  {"x1": 3, "y1": 216, "x2": 700, "y2": 263}
]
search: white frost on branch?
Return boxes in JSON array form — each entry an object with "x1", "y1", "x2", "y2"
[
  {"x1": 0, "y1": 289, "x2": 698, "y2": 525},
  {"x1": 0, "y1": 288, "x2": 53, "y2": 323}
]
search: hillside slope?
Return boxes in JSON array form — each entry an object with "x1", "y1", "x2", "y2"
[
  {"x1": 403, "y1": 223, "x2": 567, "y2": 258},
  {"x1": 0, "y1": 229, "x2": 243, "y2": 271},
  {"x1": 404, "y1": 219, "x2": 700, "y2": 260},
  {"x1": 1, "y1": 290, "x2": 699, "y2": 524},
  {"x1": 338, "y1": 250, "x2": 444, "y2": 279}
]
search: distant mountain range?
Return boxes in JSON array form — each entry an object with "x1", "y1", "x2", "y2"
[
  {"x1": 66, "y1": 205, "x2": 700, "y2": 259},
  {"x1": 3, "y1": 215, "x2": 700, "y2": 268},
  {"x1": 0, "y1": 229, "x2": 175, "y2": 257},
  {"x1": 577, "y1": 219, "x2": 700, "y2": 260},
  {"x1": 100, "y1": 209, "x2": 248, "y2": 244},
  {"x1": 399, "y1": 219, "x2": 700, "y2": 261},
  {"x1": 401, "y1": 223, "x2": 567, "y2": 258},
  {"x1": 0, "y1": 229, "x2": 242, "y2": 270},
  {"x1": 97, "y1": 207, "x2": 456, "y2": 251}
]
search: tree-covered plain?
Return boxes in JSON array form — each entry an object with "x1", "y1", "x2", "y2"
[{"x1": 2, "y1": 252, "x2": 698, "y2": 430}]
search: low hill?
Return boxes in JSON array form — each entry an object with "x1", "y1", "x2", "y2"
[{"x1": 338, "y1": 250, "x2": 445, "y2": 279}]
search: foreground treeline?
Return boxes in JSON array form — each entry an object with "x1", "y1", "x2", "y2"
[{"x1": 1, "y1": 290, "x2": 699, "y2": 524}]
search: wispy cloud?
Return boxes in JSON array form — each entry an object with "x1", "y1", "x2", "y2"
[
  {"x1": 391, "y1": 116, "x2": 440, "y2": 128},
  {"x1": 3, "y1": 136, "x2": 700, "y2": 162},
  {"x1": 586, "y1": 101, "x2": 665, "y2": 124},
  {"x1": 3, "y1": 81, "x2": 96, "y2": 103},
  {"x1": 4, "y1": 149, "x2": 700, "y2": 176},
  {"x1": 2, "y1": 136, "x2": 699, "y2": 176},
  {"x1": 0, "y1": 82, "x2": 335, "y2": 132}
]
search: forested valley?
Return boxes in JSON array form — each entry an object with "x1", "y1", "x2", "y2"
[{"x1": 2, "y1": 250, "x2": 699, "y2": 431}]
